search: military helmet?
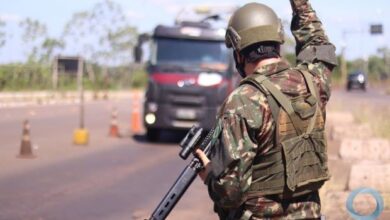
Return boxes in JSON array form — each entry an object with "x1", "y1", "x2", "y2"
[{"x1": 225, "y1": 3, "x2": 284, "y2": 51}]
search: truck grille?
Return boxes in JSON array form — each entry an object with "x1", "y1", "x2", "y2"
[{"x1": 169, "y1": 94, "x2": 205, "y2": 106}]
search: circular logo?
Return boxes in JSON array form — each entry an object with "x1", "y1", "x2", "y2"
[{"x1": 346, "y1": 187, "x2": 384, "y2": 220}]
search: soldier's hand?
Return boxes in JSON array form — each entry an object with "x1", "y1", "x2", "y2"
[{"x1": 195, "y1": 149, "x2": 211, "y2": 182}]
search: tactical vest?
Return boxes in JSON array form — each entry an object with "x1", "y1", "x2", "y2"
[{"x1": 241, "y1": 69, "x2": 330, "y2": 198}]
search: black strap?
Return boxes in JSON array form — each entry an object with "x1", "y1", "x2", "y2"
[
  {"x1": 240, "y1": 76, "x2": 281, "y2": 155},
  {"x1": 297, "y1": 69, "x2": 321, "y2": 135}
]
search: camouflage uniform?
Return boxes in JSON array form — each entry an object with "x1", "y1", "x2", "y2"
[{"x1": 204, "y1": 0, "x2": 336, "y2": 219}]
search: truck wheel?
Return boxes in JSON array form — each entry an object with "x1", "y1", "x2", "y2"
[
  {"x1": 346, "y1": 83, "x2": 351, "y2": 91},
  {"x1": 146, "y1": 128, "x2": 160, "y2": 142}
]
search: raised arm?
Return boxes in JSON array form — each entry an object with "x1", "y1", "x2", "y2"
[{"x1": 290, "y1": 0, "x2": 337, "y2": 67}]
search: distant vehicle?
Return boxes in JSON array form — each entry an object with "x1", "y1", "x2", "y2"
[
  {"x1": 135, "y1": 8, "x2": 238, "y2": 142},
  {"x1": 347, "y1": 71, "x2": 367, "y2": 91}
]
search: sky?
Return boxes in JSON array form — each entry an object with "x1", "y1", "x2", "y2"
[{"x1": 1, "y1": 0, "x2": 390, "y2": 63}]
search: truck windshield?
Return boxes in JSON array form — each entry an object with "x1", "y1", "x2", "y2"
[{"x1": 155, "y1": 38, "x2": 229, "y2": 72}]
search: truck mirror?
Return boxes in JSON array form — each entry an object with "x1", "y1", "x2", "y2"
[{"x1": 134, "y1": 33, "x2": 151, "y2": 63}]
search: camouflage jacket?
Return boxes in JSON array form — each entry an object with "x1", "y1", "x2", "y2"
[{"x1": 204, "y1": 0, "x2": 336, "y2": 219}]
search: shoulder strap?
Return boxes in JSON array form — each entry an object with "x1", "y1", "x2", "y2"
[
  {"x1": 300, "y1": 69, "x2": 319, "y2": 100},
  {"x1": 298, "y1": 69, "x2": 320, "y2": 135},
  {"x1": 242, "y1": 74, "x2": 304, "y2": 135},
  {"x1": 240, "y1": 76, "x2": 280, "y2": 149},
  {"x1": 240, "y1": 76, "x2": 279, "y2": 122}
]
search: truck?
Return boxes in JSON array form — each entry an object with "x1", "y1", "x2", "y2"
[{"x1": 135, "y1": 8, "x2": 238, "y2": 141}]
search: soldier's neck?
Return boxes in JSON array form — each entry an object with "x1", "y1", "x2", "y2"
[{"x1": 245, "y1": 57, "x2": 282, "y2": 76}]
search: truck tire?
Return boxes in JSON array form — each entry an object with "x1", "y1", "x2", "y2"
[
  {"x1": 146, "y1": 128, "x2": 160, "y2": 142},
  {"x1": 346, "y1": 82, "x2": 351, "y2": 91},
  {"x1": 361, "y1": 84, "x2": 366, "y2": 91}
]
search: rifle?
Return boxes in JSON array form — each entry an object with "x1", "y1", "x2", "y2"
[{"x1": 148, "y1": 126, "x2": 216, "y2": 220}]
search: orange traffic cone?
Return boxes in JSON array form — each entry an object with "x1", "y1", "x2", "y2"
[
  {"x1": 18, "y1": 119, "x2": 36, "y2": 158},
  {"x1": 109, "y1": 107, "x2": 121, "y2": 138},
  {"x1": 130, "y1": 93, "x2": 142, "y2": 134}
]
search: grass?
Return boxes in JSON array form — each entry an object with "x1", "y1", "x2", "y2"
[
  {"x1": 352, "y1": 104, "x2": 390, "y2": 140},
  {"x1": 0, "y1": 63, "x2": 148, "y2": 91}
]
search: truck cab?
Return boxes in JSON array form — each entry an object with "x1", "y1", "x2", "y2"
[{"x1": 139, "y1": 19, "x2": 237, "y2": 141}]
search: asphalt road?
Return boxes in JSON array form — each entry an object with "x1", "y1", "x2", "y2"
[
  {"x1": 0, "y1": 88, "x2": 388, "y2": 220},
  {"x1": 331, "y1": 87, "x2": 390, "y2": 109},
  {"x1": 0, "y1": 97, "x2": 216, "y2": 220}
]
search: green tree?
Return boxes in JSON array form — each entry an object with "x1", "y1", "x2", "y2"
[
  {"x1": 40, "y1": 38, "x2": 64, "y2": 63},
  {"x1": 19, "y1": 18, "x2": 48, "y2": 62},
  {"x1": 62, "y1": 0, "x2": 138, "y2": 88},
  {"x1": 368, "y1": 55, "x2": 386, "y2": 80},
  {"x1": 62, "y1": 0, "x2": 137, "y2": 65},
  {"x1": 377, "y1": 47, "x2": 390, "y2": 77}
]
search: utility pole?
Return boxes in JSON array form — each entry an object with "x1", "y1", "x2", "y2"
[
  {"x1": 340, "y1": 46, "x2": 348, "y2": 86},
  {"x1": 73, "y1": 56, "x2": 89, "y2": 145},
  {"x1": 340, "y1": 30, "x2": 362, "y2": 85},
  {"x1": 77, "y1": 57, "x2": 84, "y2": 130},
  {"x1": 52, "y1": 56, "x2": 58, "y2": 90}
]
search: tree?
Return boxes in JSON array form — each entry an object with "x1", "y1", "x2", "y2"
[
  {"x1": 61, "y1": 0, "x2": 138, "y2": 85},
  {"x1": 62, "y1": 0, "x2": 137, "y2": 66},
  {"x1": 0, "y1": 19, "x2": 5, "y2": 48},
  {"x1": 368, "y1": 55, "x2": 386, "y2": 80},
  {"x1": 41, "y1": 38, "x2": 64, "y2": 63},
  {"x1": 106, "y1": 26, "x2": 137, "y2": 64},
  {"x1": 377, "y1": 47, "x2": 390, "y2": 77},
  {"x1": 19, "y1": 18, "x2": 47, "y2": 62}
]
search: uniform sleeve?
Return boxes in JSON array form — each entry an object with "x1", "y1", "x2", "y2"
[
  {"x1": 205, "y1": 86, "x2": 265, "y2": 209},
  {"x1": 290, "y1": 0, "x2": 337, "y2": 67},
  {"x1": 290, "y1": 0, "x2": 336, "y2": 106}
]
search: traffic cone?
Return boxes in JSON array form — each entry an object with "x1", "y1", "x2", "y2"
[
  {"x1": 17, "y1": 119, "x2": 36, "y2": 158},
  {"x1": 109, "y1": 107, "x2": 121, "y2": 137},
  {"x1": 130, "y1": 93, "x2": 142, "y2": 134}
]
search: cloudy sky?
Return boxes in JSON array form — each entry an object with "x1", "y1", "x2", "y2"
[{"x1": 1, "y1": 0, "x2": 390, "y2": 63}]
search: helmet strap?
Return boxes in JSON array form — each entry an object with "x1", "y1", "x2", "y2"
[{"x1": 233, "y1": 51, "x2": 247, "y2": 78}]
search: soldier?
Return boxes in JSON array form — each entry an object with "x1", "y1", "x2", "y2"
[{"x1": 195, "y1": 0, "x2": 337, "y2": 219}]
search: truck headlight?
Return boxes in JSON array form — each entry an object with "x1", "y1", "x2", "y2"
[
  {"x1": 197, "y1": 72, "x2": 222, "y2": 87},
  {"x1": 145, "y1": 113, "x2": 156, "y2": 125},
  {"x1": 358, "y1": 75, "x2": 365, "y2": 83}
]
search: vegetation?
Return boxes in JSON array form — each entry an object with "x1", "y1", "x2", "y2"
[
  {"x1": 0, "y1": 1, "x2": 388, "y2": 91},
  {"x1": 2, "y1": 50, "x2": 389, "y2": 91},
  {"x1": 0, "y1": 62, "x2": 51, "y2": 90},
  {"x1": 0, "y1": 0, "x2": 145, "y2": 91},
  {"x1": 353, "y1": 104, "x2": 390, "y2": 140},
  {"x1": 0, "y1": 61, "x2": 146, "y2": 91}
]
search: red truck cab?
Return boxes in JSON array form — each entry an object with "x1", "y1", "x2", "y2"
[{"x1": 138, "y1": 20, "x2": 237, "y2": 141}]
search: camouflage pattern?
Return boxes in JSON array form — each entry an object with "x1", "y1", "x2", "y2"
[
  {"x1": 246, "y1": 195, "x2": 321, "y2": 219},
  {"x1": 204, "y1": 0, "x2": 336, "y2": 219}
]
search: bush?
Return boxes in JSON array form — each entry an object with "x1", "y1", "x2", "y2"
[
  {"x1": 0, "y1": 62, "x2": 147, "y2": 91},
  {"x1": 0, "y1": 62, "x2": 51, "y2": 91},
  {"x1": 130, "y1": 67, "x2": 147, "y2": 89}
]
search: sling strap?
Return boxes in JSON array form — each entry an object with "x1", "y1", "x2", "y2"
[{"x1": 242, "y1": 74, "x2": 305, "y2": 135}]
